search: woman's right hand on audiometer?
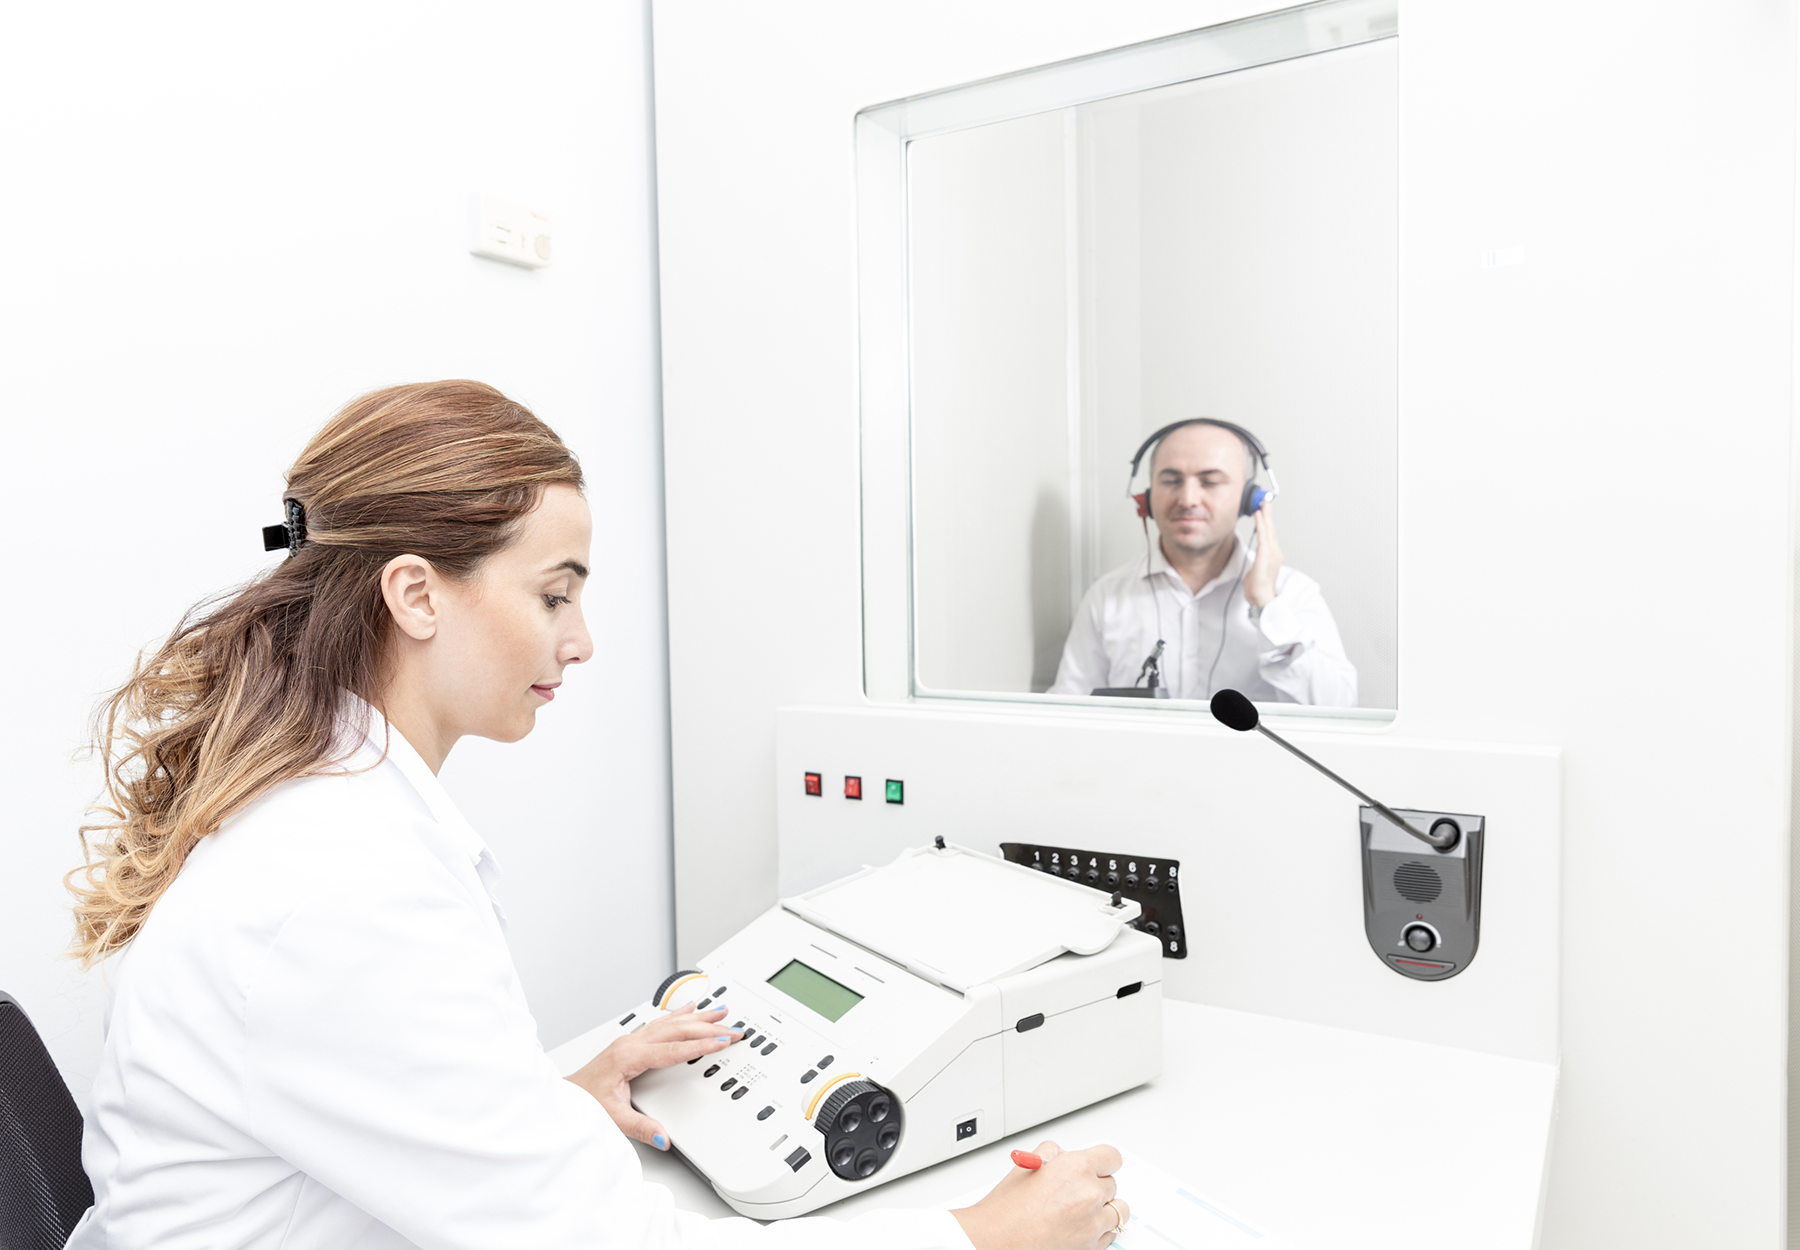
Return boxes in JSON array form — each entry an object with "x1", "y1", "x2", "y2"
[
  {"x1": 564, "y1": 1003, "x2": 742, "y2": 1150},
  {"x1": 951, "y1": 1140, "x2": 1130, "y2": 1250}
]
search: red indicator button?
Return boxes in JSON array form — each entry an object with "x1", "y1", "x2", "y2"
[
  {"x1": 1385, "y1": 954, "x2": 1456, "y2": 975},
  {"x1": 844, "y1": 776, "x2": 862, "y2": 800},
  {"x1": 804, "y1": 772, "x2": 822, "y2": 796}
]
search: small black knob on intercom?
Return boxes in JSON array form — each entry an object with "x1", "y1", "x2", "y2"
[{"x1": 1403, "y1": 925, "x2": 1436, "y2": 953}]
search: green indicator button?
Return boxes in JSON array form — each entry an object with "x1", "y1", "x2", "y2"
[{"x1": 885, "y1": 779, "x2": 904, "y2": 805}]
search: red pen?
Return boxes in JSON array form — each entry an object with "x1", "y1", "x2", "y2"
[{"x1": 1011, "y1": 1150, "x2": 1042, "y2": 1170}]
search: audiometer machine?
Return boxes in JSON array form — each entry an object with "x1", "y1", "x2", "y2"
[{"x1": 593, "y1": 843, "x2": 1163, "y2": 1217}]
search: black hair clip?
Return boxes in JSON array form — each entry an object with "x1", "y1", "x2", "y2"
[{"x1": 261, "y1": 498, "x2": 307, "y2": 557}]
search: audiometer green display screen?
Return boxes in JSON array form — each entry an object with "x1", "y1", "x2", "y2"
[{"x1": 766, "y1": 959, "x2": 863, "y2": 1022}]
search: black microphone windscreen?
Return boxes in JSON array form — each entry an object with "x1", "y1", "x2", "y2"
[{"x1": 1210, "y1": 689, "x2": 1259, "y2": 732}]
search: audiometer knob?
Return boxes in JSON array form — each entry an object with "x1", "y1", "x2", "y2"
[
  {"x1": 815, "y1": 1078, "x2": 905, "y2": 1182},
  {"x1": 651, "y1": 968, "x2": 710, "y2": 1011},
  {"x1": 1403, "y1": 925, "x2": 1436, "y2": 953}
]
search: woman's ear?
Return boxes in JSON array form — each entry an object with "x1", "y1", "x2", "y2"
[{"x1": 380, "y1": 554, "x2": 440, "y2": 641}]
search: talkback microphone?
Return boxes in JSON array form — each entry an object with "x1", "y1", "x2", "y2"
[
  {"x1": 1137, "y1": 641, "x2": 1166, "y2": 693},
  {"x1": 1207, "y1": 688, "x2": 1486, "y2": 981},
  {"x1": 1091, "y1": 642, "x2": 1171, "y2": 699},
  {"x1": 1208, "y1": 690, "x2": 1454, "y2": 850}
]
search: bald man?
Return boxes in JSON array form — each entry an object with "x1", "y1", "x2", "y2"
[{"x1": 1050, "y1": 421, "x2": 1357, "y2": 705}]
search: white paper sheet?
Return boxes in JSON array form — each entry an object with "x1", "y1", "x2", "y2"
[
  {"x1": 942, "y1": 1148, "x2": 1290, "y2": 1250},
  {"x1": 1110, "y1": 1150, "x2": 1287, "y2": 1250}
]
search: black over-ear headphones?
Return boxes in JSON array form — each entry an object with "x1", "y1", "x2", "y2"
[{"x1": 1128, "y1": 418, "x2": 1276, "y2": 522}]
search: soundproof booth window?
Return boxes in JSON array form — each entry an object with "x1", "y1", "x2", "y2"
[{"x1": 857, "y1": 0, "x2": 1399, "y2": 720}]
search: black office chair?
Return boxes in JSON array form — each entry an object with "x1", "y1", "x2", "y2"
[{"x1": 0, "y1": 991, "x2": 93, "y2": 1250}]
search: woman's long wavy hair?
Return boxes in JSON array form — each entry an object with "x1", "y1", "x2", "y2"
[{"x1": 68, "y1": 381, "x2": 583, "y2": 967}]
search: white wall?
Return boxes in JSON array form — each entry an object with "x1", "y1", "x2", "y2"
[
  {"x1": 0, "y1": 0, "x2": 672, "y2": 1103},
  {"x1": 653, "y1": 2, "x2": 1796, "y2": 1247}
]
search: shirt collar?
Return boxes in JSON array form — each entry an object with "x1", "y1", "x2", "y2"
[
  {"x1": 339, "y1": 695, "x2": 500, "y2": 880},
  {"x1": 1145, "y1": 534, "x2": 1249, "y2": 598}
]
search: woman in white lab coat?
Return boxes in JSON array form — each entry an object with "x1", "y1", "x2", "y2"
[{"x1": 63, "y1": 381, "x2": 1127, "y2": 1250}]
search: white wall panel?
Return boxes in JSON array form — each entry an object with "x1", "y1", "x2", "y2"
[
  {"x1": 0, "y1": 0, "x2": 673, "y2": 1101},
  {"x1": 776, "y1": 704, "x2": 1560, "y2": 1065},
  {"x1": 655, "y1": 1, "x2": 1795, "y2": 1246}
]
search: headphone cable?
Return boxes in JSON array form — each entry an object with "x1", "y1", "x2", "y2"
[{"x1": 1203, "y1": 526, "x2": 1254, "y2": 700}]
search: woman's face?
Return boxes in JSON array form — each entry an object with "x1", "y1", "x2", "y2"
[{"x1": 426, "y1": 482, "x2": 595, "y2": 746}]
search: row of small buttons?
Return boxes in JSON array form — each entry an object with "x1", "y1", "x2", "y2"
[
  {"x1": 697, "y1": 1061, "x2": 755, "y2": 1100},
  {"x1": 798, "y1": 1055, "x2": 835, "y2": 1084},
  {"x1": 1030, "y1": 858, "x2": 1178, "y2": 894},
  {"x1": 1042, "y1": 863, "x2": 1177, "y2": 893},
  {"x1": 731, "y1": 1024, "x2": 778, "y2": 1057}
]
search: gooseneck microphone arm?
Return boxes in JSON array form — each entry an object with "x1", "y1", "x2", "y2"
[
  {"x1": 1252, "y1": 725, "x2": 1451, "y2": 850},
  {"x1": 1208, "y1": 689, "x2": 1456, "y2": 851}
]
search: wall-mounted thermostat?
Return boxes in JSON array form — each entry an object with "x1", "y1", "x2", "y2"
[{"x1": 469, "y1": 194, "x2": 551, "y2": 269}]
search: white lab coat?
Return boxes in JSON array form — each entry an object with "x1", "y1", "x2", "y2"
[
  {"x1": 68, "y1": 704, "x2": 974, "y2": 1250},
  {"x1": 1050, "y1": 538, "x2": 1358, "y2": 706}
]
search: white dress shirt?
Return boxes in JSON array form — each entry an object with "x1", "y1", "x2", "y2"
[
  {"x1": 1050, "y1": 538, "x2": 1357, "y2": 706},
  {"x1": 68, "y1": 705, "x2": 974, "y2": 1250}
]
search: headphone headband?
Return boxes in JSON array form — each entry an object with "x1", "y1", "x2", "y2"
[
  {"x1": 1127, "y1": 418, "x2": 1270, "y2": 480},
  {"x1": 1127, "y1": 418, "x2": 1276, "y2": 523}
]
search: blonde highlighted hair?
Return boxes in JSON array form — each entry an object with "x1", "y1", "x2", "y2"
[{"x1": 68, "y1": 381, "x2": 583, "y2": 966}]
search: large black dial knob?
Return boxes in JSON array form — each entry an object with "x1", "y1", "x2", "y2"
[
  {"x1": 815, "y1": 1078, "x2": 905, "y2": 1181},
  {"x1": 1403, "y1": 925, "x2": 1436, "y2": 953}
]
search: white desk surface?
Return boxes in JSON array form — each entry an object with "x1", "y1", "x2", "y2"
[{"x1": 548, "y1": 999, "x2": 1557, "y2": 1250}]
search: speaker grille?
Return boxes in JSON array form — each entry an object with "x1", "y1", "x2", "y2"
[{"x1": 1393, "y1": 861, "x2": 1443, "y2": 903}]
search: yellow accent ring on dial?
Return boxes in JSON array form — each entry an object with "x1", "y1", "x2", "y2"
[
  {"x1": 804, "y1": 1072, "x2": 863, "y2": 1121},
  {"x1": 657, "y1": 973, "x2": 708, "y2": 1009}
]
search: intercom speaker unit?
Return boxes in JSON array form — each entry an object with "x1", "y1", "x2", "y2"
[
  {"x1": 1208, "y1": 689, "x2": 1485, "y2": 985},
  {"x1": 1361, "y1": 807, "x2": 1484, "y2": 981}
]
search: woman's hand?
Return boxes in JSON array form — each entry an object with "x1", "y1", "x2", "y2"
[
  {"x1": 565, "y1": 1003, "x2": 742, "y2": 1150},
  {"x1": 952, "y1": 1140, "x2": 1130, "y2": 1250}
]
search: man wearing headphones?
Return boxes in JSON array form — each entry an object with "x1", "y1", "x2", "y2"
[{"x1": 1049, "y1": 418, "x2": 1358, "y2": 705}]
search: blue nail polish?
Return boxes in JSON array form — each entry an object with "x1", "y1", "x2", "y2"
[
  {"x1": 652, "y1": 1133, "x2": 667, "y2": 1150},
  {"x1": 715, "y1": 1035, "x2": 731, "y2": 1042}
]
